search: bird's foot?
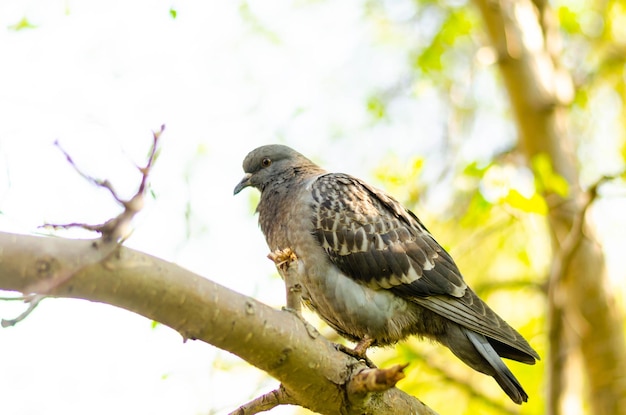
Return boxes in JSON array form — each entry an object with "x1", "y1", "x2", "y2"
[
  {"x1": 354, "y1": 336, "x2": 375, "y2": 357},
  {"x1": 336, "y1": 337, "x2": 377, "y2": 368}
]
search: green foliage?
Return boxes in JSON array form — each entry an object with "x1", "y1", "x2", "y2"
[
  {"x1": 531, "y1": 153, "x2": 570, "y2": 197},
  {"x1": 372, "y1": 152, "x2": 548, "y2": 413},
  {"x1": 247, "y1": 191, "x2": 260, "y2": 214},
  {"x1": 169, "y1": 8, "x2": 177, "y2": 19},
  {"x1": 503, "y1": 189, "x2": 547, "y2": 214},
  {"x1": 8, "y1": 17, "x2": 37, "y2": 31},
  {"x1": 557, "y1": 5, "x2": 581, "y2": 34},
  {"x1": 361, "y1": 1, "x2": 626, "y2": 412},
  {"x1": 366, "y1": 95, "x2": 386, "y2": 120},
  {"x1": 412, "y1": 6, "x2": 478, "y2": 83},
  {"x1": 372, "y1": 155, "x2": 424, "y2": 206},
  {"x1": 353, "y1": 0, "x2": 626, "y2": 411}
]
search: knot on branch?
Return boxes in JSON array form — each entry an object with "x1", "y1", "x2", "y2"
[
  {"x1": 347, "y1": 363, "x2": 409, "y2": 396},
  {"x1": 268, "y1": 248, "x2": 303, "y2": 313},
  {"x1": 267, "y1": 248, "x2": 298, "y2": 272}
]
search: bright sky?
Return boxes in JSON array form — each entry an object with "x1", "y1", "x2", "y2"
[{"x1": 1, "y1": 1, "x2": 625, "y2": 415}]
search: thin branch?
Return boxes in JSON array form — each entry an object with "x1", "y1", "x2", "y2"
[
  {"x1": 53, "y1": 140, "x2": 124, "y2": 205},
  {"x1": 546, "y1": 172, "x2": 624, "y2": 414},
  {"x1": 1, "y1": 294, "x2": 44, "y2": 327},
  {"x1": 229, "y1": 385, "x2": 297, "y2": 415},
  {"x1": 268, "y1": 248, "x2": 302, "y2": 313},
  {"x1": 548, "y1": 172, "x2": 624, "y2": 299},
  {"x1": 44, "y1": 125, "x2": 164, "y2": 244},
  {"x1": 6, "y1": 126, "x2": 165, "y2": 325},
  {"x1": 136, "y1": 124, "x2": 163, "y2": 195},
  {"x1": 0, "y1": 294, "x2": 35, "y2": 301},
  {"x1": 474, "y1": 278, "x2": 545, "y2": 296}
]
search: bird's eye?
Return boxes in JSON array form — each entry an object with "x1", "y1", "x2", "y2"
[{"x1": 261, "y1": 157, "x2": 272, "y2": 167}]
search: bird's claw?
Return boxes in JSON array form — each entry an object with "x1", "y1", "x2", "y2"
[{"x1": 335, "y1": 343, "x2": 377, "y2": 368}]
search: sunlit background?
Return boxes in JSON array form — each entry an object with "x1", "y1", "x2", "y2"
[{"x1": 1, "y1": 1, "x2": 625, "y2": 414}]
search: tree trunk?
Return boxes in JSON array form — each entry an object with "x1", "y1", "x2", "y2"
[{"x1": 472, "y1": 0, "x2": 626, "y2": 413}]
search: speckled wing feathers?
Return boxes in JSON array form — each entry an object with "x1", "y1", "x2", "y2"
[
  {"x1": 311, "y1": 173, "x2": 539, "y2": 361},
  {"x1": 311, "y1": 173, "x2": 466, "y2": 296}
]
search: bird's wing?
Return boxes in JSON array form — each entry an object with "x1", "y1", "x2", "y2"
[
  {"x1": 310, "y1": 173, "x2": 539, "y2": 361},
  {"x1": 311, "y1": 173, "x2": 465, "y2": 295}
]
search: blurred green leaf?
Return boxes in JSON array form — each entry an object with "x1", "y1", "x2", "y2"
[
  {"x1": 459, "y1": 191, "x2": 493, "y2": 227},
  {"x1": 366, "y1": 95, "x2": 386, "y2": 119},
  {"x1": 373, "y1": 156, "x2": 424, "y2": 206},
  {"x1": 531, "y1": 153, "x2": 570, "y2": 197},
  {"x1": 414, "y1": 8, "x2": 475, "y2": 75},
  {"x1": 8, "y1": 17, "x2": 36, "y2": 31},
  {"x1": 463, "y1": 161, "x2": 490, "y2": 178},
  {"x1": 503, "y1": 189, "x2": 547, "y2": 214},
  {"x1": 247, "y1": 190, "x2": 260, "y2": 214},
  {"x1": 169, "y1": 8, "x2": 177, "y2": 19},
  {"x1": 572, "y1": 88, "x2": 589, "y2": 107},
  {"x1": 557, "y1": 6, "x2": 580, "y2": 34}
]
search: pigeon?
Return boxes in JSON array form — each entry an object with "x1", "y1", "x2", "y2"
[{"x1": 234, "y1": 144, "x2": 539, "y2": 404}]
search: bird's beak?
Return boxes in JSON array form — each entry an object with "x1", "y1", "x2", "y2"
[{"x1": 233, "y1": 173, "x2": 252, "y2": 195}]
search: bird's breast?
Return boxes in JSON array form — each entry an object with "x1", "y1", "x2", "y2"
[
  {"x1": 298, "y1": 253, "x2": 420, "y2": 345},
  {"x1": 257, "y1": 177, "x2": 420, "y2": 345}
]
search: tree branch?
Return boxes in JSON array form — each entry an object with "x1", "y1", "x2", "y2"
[{"x1": 0, "y1": 232, "x2": 438, "y2": 415}]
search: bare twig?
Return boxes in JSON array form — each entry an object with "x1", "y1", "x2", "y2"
[
  {"x1": 1, "y1": 294, "x2": 44, "y2": 327},
  {"x1": 3, "y1": 126, "x2": 164, "y2": 326},
  {"x1": 53, "y1": 140, "x2": 124, "y2": 205},
  {"x1": 547, "y1": 173, "x2": 623, "y2": 309},
  {"x1": 0, "y1": 294, "x2": 35, "y2": 301},
  {"x1": 43, "y1": 124, "x2": 164, "y2": 244},
  {"x1": 268, "y1": 248, "x2": 320, "y2": 341},
  {"x1": 474, "y1": 278, "x2": 545, "y2": 296},
  {"x1": 268, "y1": 248, "x2": 302, "y2": 314},
  {"x1": 228, "y1": 385, "x2": 297, "y2": 415}
]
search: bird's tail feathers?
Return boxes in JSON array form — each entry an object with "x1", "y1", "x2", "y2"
[
  {"x1": 464, "y1": 329, "x2": 528, "y2": 404},
  {"x1": 487, "y1": 337, "x2": 537, "y2": 364}
]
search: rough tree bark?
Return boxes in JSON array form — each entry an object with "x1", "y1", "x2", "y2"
[
  {"x1": 0, "y1": 231, "x2": 438, "y2": 415},
  {"x1": 472, "y1": 0, "x2": 626, "y2": 414}
]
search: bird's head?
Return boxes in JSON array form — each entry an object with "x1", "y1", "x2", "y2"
[{"x1": 233, "y1": 144, "x2": 320, "y2": 195}]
